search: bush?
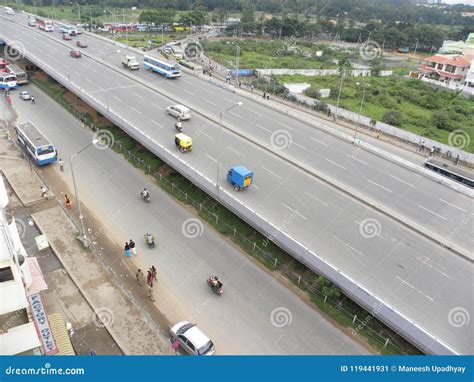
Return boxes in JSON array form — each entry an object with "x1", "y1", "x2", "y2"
[
  {"x1": 382, "y1": 109, "x2": 403, "y2": 127},
  {"x1": 303, "y1": 87, "x2": 320, "y2": 99},
  {"x1": 431, "y1": 111, "x2": 453, "y2": 131}
]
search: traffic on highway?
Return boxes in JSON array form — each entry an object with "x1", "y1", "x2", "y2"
[{"x1": 0, "y1": 4, "x2": 472, "y2": 367}]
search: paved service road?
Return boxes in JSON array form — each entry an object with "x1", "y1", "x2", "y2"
[
  {"x1": 9, "y1": 84, "x2": 369, "y2": 355},
  {"x1": 4, "y1": 14, "x2": 472, "y2": 254},
  {"x1": 1, "y1": 16, "x2": 473, "y2": 354}
]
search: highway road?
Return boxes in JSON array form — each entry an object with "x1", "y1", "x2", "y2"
[
  {"x1": 1, "y1": 14, "x2": 473, "y2": 354},
  {"x1": 3, "y1": 14, "x2": 472, "y2": 254},
  {"x1": 8, "y1": 84, "x2": 369, "y2": 354}
]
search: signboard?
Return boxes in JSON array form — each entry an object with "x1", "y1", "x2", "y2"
[{"x1": 28, "y1": 293, "x2": 58, "y2": 355}]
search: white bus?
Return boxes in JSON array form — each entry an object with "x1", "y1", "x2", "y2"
[
  {"x1": 143, "y1": 55, "x2": 181, "y2": 78},
  {"x1": 16, "y1": 122, "x2": 57, "y2": 166},
  {"x1": 7, "y1": 64, "x2": 28, "y2": 85},
  {"x1": 57, "y1": 22, "x2": 78, "y2": 36},
  {"x1": 0, "y1": 72, "x2": 17, "y2": 89}
]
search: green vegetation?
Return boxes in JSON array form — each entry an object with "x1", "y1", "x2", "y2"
[
  {"x1": 31, "y1": 72, "x2": 420, "y2": 356},
  {"x1": 275, "y1": 74, "x2": 474, "y2": 153},
  {"x1": 201, "y1": 39, "x2": 344, "y2": 70}
]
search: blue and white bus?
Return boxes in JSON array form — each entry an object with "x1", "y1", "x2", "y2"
[
  {"x1": 16, "y1": 122, "x2": 57, "y2": 165},
  {"x1": 143, "y1": 55, "x2": 181, "y2": 78},
  {"x1": 7, "y1": 64, "x2": 28, "y2": 85},
  {"x1": 0, "y1": 72, "x2": 17, "y2": 89},
  {"x1": 57, "y1": 22, "x2": 78, "y2": 36}
]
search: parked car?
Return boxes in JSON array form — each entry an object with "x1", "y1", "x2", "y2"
[
  {"x1": 19, "y1": 91, "x2": 31, "y2": 100},
  {"x1": 76, "y1": 40, "x2": 87, "y2": 48},
  {"x1": 170, "y1": 321, "x2": 214, "y2": 356},
  {"x1": 166, "y1": 104, "x2": 191, "y2": 121},
  {"x1": 63, "y1": 34, "x2": 72, "y2": 41},
  {"x1": 70, "y1": 50, "x2": 81, "y2": 58}
]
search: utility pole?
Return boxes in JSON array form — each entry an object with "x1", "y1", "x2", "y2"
[{"x1": 414, "y1": 39, "x2": 419, "y2": 56}]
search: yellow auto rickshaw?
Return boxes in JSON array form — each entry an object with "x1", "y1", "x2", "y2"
[{"x1": 175, "y1": 133, "x2": 192, "y2": 152}]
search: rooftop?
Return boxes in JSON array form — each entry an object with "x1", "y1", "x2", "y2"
[{"x1": 424, "y1": 55, "x2": 471, "y2": 67}]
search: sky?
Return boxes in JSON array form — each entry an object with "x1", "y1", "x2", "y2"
[{"x1": 442, "y1": 0, "x2": 474, "y2": 4}]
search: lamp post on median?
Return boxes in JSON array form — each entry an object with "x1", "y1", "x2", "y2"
[
  {"x1": 216, "y1": 101, "x2": 243, "y2": 193},
  {"x1": 69, "y1": 138, "x2": 98, "y2": 245},
  {"x1": 334, "y1": 69, "x2": 345, "y2": 120},
  {"x1": 353, "y1": 81, "x2": 368, "y2": 144}
]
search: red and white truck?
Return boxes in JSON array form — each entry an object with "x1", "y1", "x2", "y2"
[{"x1": 36, "y1": 17, "x2": 54, "y2": 32}]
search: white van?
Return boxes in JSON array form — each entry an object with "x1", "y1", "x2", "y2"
[{"x1": 166, "y1": 104, "x2": 191, "y2": 121}]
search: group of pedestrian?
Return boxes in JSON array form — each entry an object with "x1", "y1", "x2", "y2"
[
  {"x1": 124, "y1": 239, "x2": 137, "y2": 258},
  {"x1": 262, "y1": 91, "x2": 270, "y2": 101},
  {"x1": 147, "y1": 266, "x2": 157, "y2": 287},
  {"x1": 135, "y1": 265, "x2": 158, "y2": 302}
]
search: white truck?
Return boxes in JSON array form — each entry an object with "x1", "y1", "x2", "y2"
[{"x1": 121, "y1": 55, "x2": 140, "y2": 70}]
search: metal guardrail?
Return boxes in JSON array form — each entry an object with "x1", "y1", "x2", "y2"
[{"x1": 0, "y1": 31, "x2": 460, "y2": 355}]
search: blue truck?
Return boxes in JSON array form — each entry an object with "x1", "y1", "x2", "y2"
[{"x1": 227, "y1": 166, "x2": 253, "y2": 191}]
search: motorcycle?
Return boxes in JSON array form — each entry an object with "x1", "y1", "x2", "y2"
[
  {"x1": 141, "y1": 190, "x2": 150, "y2": 203},
  {"x1": 175, "y1": 122, "x2": 183, "y2": 132},
  {"x1": 207, "y1": 276, "x2": 223, "y2": 296},
  {"x1": 144, "y1": 233, "x2": 156, "y2": 248}
]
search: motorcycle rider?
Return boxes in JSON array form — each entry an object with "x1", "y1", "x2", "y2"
[
  {"x1": 145, "y1": 233, "x2": 154, "y2": 246},
  {"x1": 175, "y1": 121, "x2": 182, "y2": 131},
  {"x1": 142, "y1": 188, "x2": 150, "y2": 201}
]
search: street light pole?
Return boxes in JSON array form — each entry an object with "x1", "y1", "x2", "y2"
[
  {"x1": 69, "y1": 139, "x2": 98, "y2": 244},
  {"x1": 216, "y1": 102, "x2": 243, "y2": 192},
  {"x1": 353, "y1": 82, "x2": 368, "y2": 143},
  {"x1": 334, "y1": 69, "x2": 345, "y2": 120}
]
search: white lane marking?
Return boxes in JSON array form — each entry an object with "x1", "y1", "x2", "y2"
[
  {"x1": 262, "y1": 166, "x2": 283, "y2": 180},
  {"x1": 345, "y1": 154, "x2": 368, "y2": 166},
  {"x1": 281, "y1": 202, "x2": 308, "y2": 220},
  {"x1": 304, "y1": 192, "x2": 329, "y2": 207},
  {"x1": 198, "y1": 130, "x2": 213, "y2": 140},
  {"x1": 205, "y1": 99, "x2": 217, "y2": 106},
  {"x1": 256, "y1": 124, "x2": 271, "y2": 132},
  {"x1": 310, "y1": 137, "x2": 328, "y2": 147},
  {"x1": 325, "y1": 159, "x2": 346, "y2": 170},
  {"x1": 227, "y1": 147, "x2": 244, "y2": 157},
  {"x1": 333, "y1": 235, "x2": 365, "y2": 258},
  {"x1": 368, "y1": 180, "x2": 392, "y2": 193},
  {"x1": 417, "y1": 256, "x2": 451, "y2": 279},
  {"x1": 151, "y1": 120, "x2": 163, "y2": 128},
  {"x1": 440, "y1": 199, "x2": 468, "y2": 213},
  {"x1": 278, "y1": 122, "x2": 293, "y2": 130},
  {"x1": 418, "y1": 205, "x2": 447, "y2": 221},
  {"x1": 206, "y1": 154, "x2": 217, "y2": 163},
  {"x1": 113, "y1": 96, "x2": 123, "y2": 103},
  {"x1": 154, "y1": 104, "x2": 163, "y2": 110},
  {"x1": 396, "y1": 276, "x2": 434, "y2": 302},
  {"x1": 389, "y1": 174, "x2": 414, "y2": 187},
  {"x1": 252, "y1": 184, "x2": 260, "y2": 190},
  {"x1": 131, "y1": 107, "x2": 142, "y2": 114},
  {"x1": 229, "y1": 110, "x2": 243, "y2": 119},
  {"x1": 292, "y1": 142, "x2": 307, "y2": 151},
  {"x1": 184, "y1": 89, "x2": 195, "y2": 96},
  {"x1": 202, "y1": 88, "x2": 213, "y2": 94},
  {"x1": 132, "y1": 92, "x2": 143, "y2": 99},
  {"x1": 248, "y1": 108, "x2": 262, "y2": 116}
]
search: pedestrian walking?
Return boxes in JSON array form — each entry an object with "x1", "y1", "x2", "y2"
[
  {"x1": 238, "y1": 81, "x2": 241, "y2": 87},
  {"x1": 418, "y1": 140, "x2": 425, "y2": 152},
  {"x1": 454, "y1": 155, "x2": 460, "y2": 165},
  {"x1": 150, "y1": 265, "x2": 157, "y2": 282},
  {"x1": 250, "y1": 84, "x2": 254, "y2": 93},
  {"x1": 148, "y1": 284, "x2": 155, "y2": 302},
  {"x1": 263, "y1": 91, "x2": 266, "y2": 99},
  {"x1": 41, "y1": 186, "x2": 47, "y2": 198},
  {"x1": 147, "y1": 270, "x2": 153, "y2": 287},
  {"x1": 430, "y1": 146, "x2": 435, "y2": 157},
  {"x1": 58, "y1": 158, "x2": 64, "y2": 172},
  {"x1": 266, "y1": 93, "x2": 270, "y2": 101},
  {"x1": 31, "y1": 96, "x2": 35, "y2": 104},
  {"x1": 136, "y1": 269, "x2": 145, "y2": 286},
  {"x1": 129, "y1": 239, "x2": 137, "y2": 256},
  {"x1": 64, "y1": 194, "x2": 72, "y2": 208},
  {"x1": 124, "y1": 242, "x2": 131, "y2": 258},
  {"x1": 7, "y1": 95, "x2": 11, "y2": 105}
]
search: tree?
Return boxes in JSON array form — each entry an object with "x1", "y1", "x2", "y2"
[
  {"x1": 382, "y1": 109, "x2": 403, "y2": 127},
  {"x1": 240, "y1": 0, "x2": 255, "y2": 23},
  {"x1": 315, "y1": 276, "x2": 341, "y2": 300},
  {"x1": 431, "y1": 111, "x2": 452, "y2": 131},
  {"x1": 139, "y1": 9, "x2": 176, "y2": 26}
]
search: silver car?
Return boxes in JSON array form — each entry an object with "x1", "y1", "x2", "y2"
[
  {"x1": 170, "y1": 321, "x2": 215, "y2": 356},
  {"x1": 166, "y1": 105, "x2": 191, "y2": 121},
  {"x1": 19, "y1": 91, "x2": 31, "y2": 100}
]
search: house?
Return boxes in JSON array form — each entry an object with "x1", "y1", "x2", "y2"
[{"x1": 411, "y1": 54, "x2": 471, "y2": 91}]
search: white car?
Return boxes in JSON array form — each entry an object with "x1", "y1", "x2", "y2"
[
  {"x1": 19, "y1": 91, "x2": 31, "y2": 100},
  {"x1": 170, "y1": 321, "x2": 215, "y2": 356},
  {"x1": 166, "y1": 105, "x2": 191, "y2": 121}
]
